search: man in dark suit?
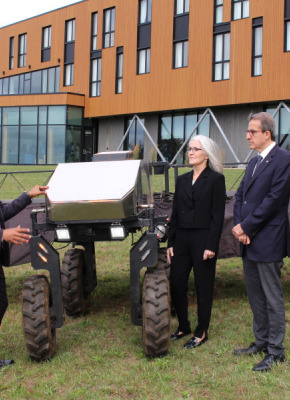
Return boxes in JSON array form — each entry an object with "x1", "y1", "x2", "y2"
[
  {"x1": 232, "y1": 112, "x2": 290, "y2": 372},
  {"x1": 0, "y1": 185, "x2": 48, "y2": 369}
]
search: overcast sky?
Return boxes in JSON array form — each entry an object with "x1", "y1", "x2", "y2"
[{"x1": 0, "y1": 0, "x2": 81, "y2": 28}]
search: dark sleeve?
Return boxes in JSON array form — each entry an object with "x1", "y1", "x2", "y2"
[
  {"x1": 206, "y1": 173, "x2": 226, "y2": 252},
  {"x1": 1, "y1": 192, "x2": 31, "y2": 222},
  {"x1": 241, "y1": 155, "x2": 290, "y2": 237},
  {"x1": 233, "y1": 174, "x2": 245, "y2": 226},
  {"x1": 167, "y1": 177, "x2": 180, "y2": 248}
]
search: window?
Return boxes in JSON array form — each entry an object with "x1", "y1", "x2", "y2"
[
  {"x1": 159, "y1": 112, "x2": 209, "y2": 163},
  {"x1": 232, "y1": 0, "x2": 249, "y2": 20},
  {"x1": 125, "y1": 117, "x2": 145, "y2": 159},
  {"x1": 252, "y1": 17, "x2": 263, "y2": 76},
  {"x1": 267, "y1": 104, "x2": 290, "y2": 150},
  {"x1": 214, "y1": 0, "x2": 223, "y2": 25},
  {"x1": 103, "y1": 8, "x2": 115, "y2": 48},
  {"x1": 91, "y1": 13, "x2": 98, "y2": 51},
  {"x1": 285, "y1": 0, "x2": 290, "y2": 51},
  {"x1": 0, "y1": 105, "x2": 83, "y2": 165},
  {"x1": 64, "y1": 64, "x2": 74, "y2": 86},
  {"x1": 18, "y1": 33, "x2": 27, "y2": 67},
  {"x1": 9, "y1": 37, "x2": 14, "y2": 70},
  {"x1": 139, "y1": 0, "x2": 152, "y2": 23},
  {"x1": 174, "y1": 41, "x2": 188, "y2": 68},
  {"x1": 90, "y1": 52, "x2": 102, "y2": 97},
  {"x1": 137, "y1": 49, "x2": 150, "y2": 74},
  {"x1": 137, "y1": 0, "x2": 151, "y2": 74},
  {"x1": 213, "y1": 24, "x2": 230, "y2": 81},
  {"x1": 116, "y1": 47, "x2": 123, "y2": 94},
  {"x1": 175, "y1": 0, "x2": 190, "y2": 14},
  {"x1": 64, "y1": 19, "x2": 75, "y2": 86},
  {"x1": 173, "y1": 0, "x2": 189, "y2": 68},
  {"x1": 42, "y1": 26, "x2": 51, "y2": 62}
]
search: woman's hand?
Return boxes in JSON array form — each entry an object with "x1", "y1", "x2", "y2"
[
  {"x1": 167, "y1": 247, "x2": 174, "y2": 264},
  {"x1": 203, "y1": 250, "x2": 215, "y2": 260}
]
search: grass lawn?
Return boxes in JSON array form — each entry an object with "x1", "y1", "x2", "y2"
[{"x1": 0, "y1": 166, "x2": 289, "y2": 400}]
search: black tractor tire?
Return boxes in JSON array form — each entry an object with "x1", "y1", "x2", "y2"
[
  {"x1": 61, "y1": 248, "x2": 87, "y2": 317},
  {"x1": 142, "y1": 269, "x2": 171, "y2": 357},
  {"x1": 155, "y1": 248, "x2": 170, "y2": 279},
  {"x1": 22, "y1": 275, "x2": 56, "y2": 361}
]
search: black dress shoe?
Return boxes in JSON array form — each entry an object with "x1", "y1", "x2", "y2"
[
  {"x1": 233, "y1": 342, "x2": 267, "y2": 356},
  {"x1": 183, "y1": 335, "x2": 208, "y2": 349},
  {"x1": 252, "y1": 354, "x2": 285, "y2": 372},
  {"x1": 170, "y1": 330, "x2": 191, "y2": 341},
  {"x1": 0, "y1": 359, "x2": 14, "y2": 369}
]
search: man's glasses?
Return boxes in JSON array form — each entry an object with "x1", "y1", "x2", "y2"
[
  {"x1": 245, "y1": 129, "x2": 264, "y2": 137},
  {"x1": 187, "y1": 146, "x2": 203, "y2": 153}
]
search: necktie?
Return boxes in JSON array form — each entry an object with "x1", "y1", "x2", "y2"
[{"x1": 252, "y1": 155, "x2": 263, "y2": 176}]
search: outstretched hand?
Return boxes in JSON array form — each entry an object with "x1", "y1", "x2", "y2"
[
  {"x1": 2, "y1": 225, "x2": 30, "y2": 245},
  {"x1": 27, "y1": 185, "x2": 49, "y2": 198}
]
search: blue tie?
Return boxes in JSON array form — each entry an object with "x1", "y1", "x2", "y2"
[{"x1": 252, "y1": 155, "x2": 263, "y2": 176}]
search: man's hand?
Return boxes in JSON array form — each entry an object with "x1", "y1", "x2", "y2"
[
  {"x1": 27, "y1": 185, "x2": 49, "y2": 199},
  {"x1": 167, "y1": 247, "x2": 174, "y2": 264},
  {"x1": 2, "y1": 226, "x2": 30, "y2": 245},
  {"x1": 203, "y1": 250, "x2": 215, "y2": 260},
  {"x1": 238, "y1": 233, "x2": 251, "y2": 245},
  {"x1": 232, "y1": 223, "x2": 245, "y2": 239}
]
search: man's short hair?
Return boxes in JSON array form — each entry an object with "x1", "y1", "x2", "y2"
[{"x1": 249, "y1": 112, "x2": 276, "y2": 140}]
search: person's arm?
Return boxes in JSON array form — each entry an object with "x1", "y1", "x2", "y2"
[
  {"x1": 241, "y1": 157, "x2": 290, "y2": 238},
  {"x1": 205, "y1": 174, "x2": 226, "y2": 253}
]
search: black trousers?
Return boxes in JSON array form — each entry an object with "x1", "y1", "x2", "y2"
[
  {"x1": 0, "y1": 265, "x2": 8, "y2": 325},
  {"x1": 170, "y1": 229, "x2": 216, "y2": 338}
]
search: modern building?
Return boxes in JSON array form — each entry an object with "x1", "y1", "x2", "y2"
[{"x1": 0, "y1": 0, "x2": 289, "y2": 165}]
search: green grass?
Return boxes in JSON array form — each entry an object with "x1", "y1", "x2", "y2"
[{"x1": 0, "y1": 166, "x2": 289, "y2": 400}]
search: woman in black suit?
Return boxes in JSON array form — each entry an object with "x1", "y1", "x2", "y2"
[{"x1": 167, "y1": 135, "x2": 225, "y2": 349}]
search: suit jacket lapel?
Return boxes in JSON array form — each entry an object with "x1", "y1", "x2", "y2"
[
  {"x1": 183, "y1": 170, "x2": 193, "y2": 200},
  {"x1": 244, "y1": 145, "x2": 278, "y2": 193},
  {"x1": 191, "y1": 167, "x2": 210, "y2": 195}
]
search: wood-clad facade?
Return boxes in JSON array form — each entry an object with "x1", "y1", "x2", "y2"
[{"x1": 0, "y1": 0, "x2": 289, "y2": 164}]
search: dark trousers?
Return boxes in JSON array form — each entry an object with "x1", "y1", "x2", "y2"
[
  {"x1": 170, "y1": 229, "x2": 216, "y2": 338},
  {"x1": 242, "y1": 251, "x2": 285, "y2": 356},
  {"x1": 0, "y1": 265, "x2": 8, "y2": 325}
]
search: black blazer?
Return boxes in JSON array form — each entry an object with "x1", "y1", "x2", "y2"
[
  {"x1": 0, "y1": 192, "x2": 31, "y2": 266},
  {"x1": 168, "y1": 167, "x2": 226, "y2": 252}
]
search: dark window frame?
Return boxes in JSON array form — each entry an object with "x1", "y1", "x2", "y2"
[
  {"x1": 64, "y1": 19, "x2": 75, "y2": 87},
  {"x1": 9, "y1": 37, "x2": 14, "y2": 70},
  {"x1": 18, "y1": 33, "x2": 27, "y2": 68},
  {"x1": 137, "y1": 48, "x2": 151, "y2": 74},
  {"x1": 173, "y1": 40, "x2": 188, "y2": 68},
  {"x1": 174, "y1": 0, "x2": 190, "y2": 16},
  {"x1": 137, "y1": 1, "x2": 151, "y2": 75},
  {"x1": 90, "y1": 51, "x2": 102, "y2": 97},
  {"x1": 115, "y1": 47, "x2": 123, "y2": 94},
  {"x1": 212, "y1": 23, "x2": 231, "y2": 81},
  {"x1": 252, "y1": 17, "x2": 263, "y2": 77},
  {"x1": 285, "y1": 0, "x2": 290, "y2": 51},
  {"x1": 103, "y1": 7, "x2": 115, "y2": 48},
  {"x1": 41, "y1": 26, "x2": 51, "y2": 62},
  {"x1": 232, "y1": 0, "x2": 250, "y2": 20},
  {"x1": 91, "y1": 12, "x2": 98, "y2": 52},
  {"x1": 138, "y1": 0, "x2": 152, "y2": 24},
  {"x1": 214, "y1": 0, "x2": 224, "y2": 25},
  {"x1": 173, "y1": 1, "x2": 189, "y2": 69}
]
